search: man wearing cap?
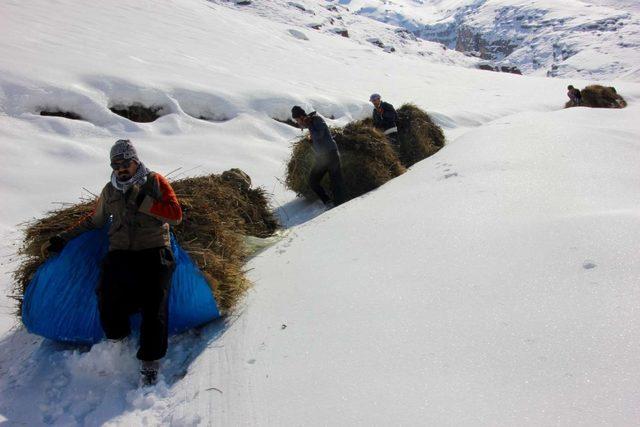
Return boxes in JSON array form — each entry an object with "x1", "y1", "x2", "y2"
[
  {"x1": 370, "y1": 93, "x2": 399, "y2": 144},
  {"x1": 291, "y1": 106, "x2": 345, "y2": 207},
  {"x1": 43, "y1": 139, "x2": 182, "y2": 385}
]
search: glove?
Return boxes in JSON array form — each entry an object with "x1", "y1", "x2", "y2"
[
  {"x1": 41, "y1": 235, "x2": 66, "y2": 257},
  {"x1": 133, "y1": 181, "x2": 160, "y2": 208}
]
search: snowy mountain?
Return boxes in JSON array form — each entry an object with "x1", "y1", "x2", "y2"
[
  {"x1": 209, "y1": 0, "x2": 480, "y2": 66},
  {"x1": 1, "y1": 0, "x2": 639, "y2": 425},
  {"x1": 342, "y1": 0, "x2": 640, "y2": 80}
]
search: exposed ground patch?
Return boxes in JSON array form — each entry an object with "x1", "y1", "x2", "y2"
[
  {"x1": 109, "y1": 103, "x2": 167, "y2": 122},
  {"x1": 39, "y1": 110, "x2": 84, "y2": 121},
  {"x1": 194, "y1": 114, "x2": 233, "y2": 123}
]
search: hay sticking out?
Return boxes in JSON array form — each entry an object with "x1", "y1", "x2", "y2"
[
  {"x1": 285, "y1": 120, "x2": 405, "y2": 202},
  {"x1": 13, "y1": 171, "x2": 278, "y2": 316},
  {"x1": 396, "y1": 103, "x2": 445, "y2": 167}
]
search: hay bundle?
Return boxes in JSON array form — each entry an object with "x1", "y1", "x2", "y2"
[
  {"x1": 285, "y1": 121, "x2": 405, "y2": 202},
  {"x1": 172, "y1": 173, "x2": 277, "y2": 240},
  {"x1": 354, "y1": 103, "x2": 445, "y2": 167},
  {"x1": 566, "y1": 85, "x2": 627, "y2": 109},
  {"x1": 13, "y1": 171, "x2": 278, "y2": 315},
  {"x1": 396, "y1": 103, "x2": 445, "y2": 167},
  {"x1": 580, "y1": 85, "x2": 627, "y2": 108}
]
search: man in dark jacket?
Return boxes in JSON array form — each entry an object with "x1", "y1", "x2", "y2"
[
  {"x1": 567, "y1": 85, "x2": 582, "y2": 106},
  {"x1": 291, "y1": 106, "x2": 345, "y2": 207},
  {"x1": 370, "y1": 93, "x2": 399, "y2": 144},
  {"x1": 42, "y1": 139, "x2": 182, "y2": 385}
]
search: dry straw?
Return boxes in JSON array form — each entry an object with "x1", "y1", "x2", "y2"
[
  {"x1": 13, "y1": 171, "x2": 278, "y2": 316},
  {"x1": 396, "y1": 103, "x2": 445, "y2": 167}
]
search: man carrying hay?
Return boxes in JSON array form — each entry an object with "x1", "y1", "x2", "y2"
[
  {"x1": 370, "y1": 93, "x2": 399, "y2": 144},
  {"x1": 42, "y1": 139, "x2": 182, "y2": 386},
  {"x1": 567, "y1": 85, "x2": 582, "y2": 107},
  {"x1": 291, "y1": 106, "x2": 345, "y2": 207}
]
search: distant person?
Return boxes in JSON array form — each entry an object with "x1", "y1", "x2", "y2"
[
  {"x1": 291, "y1": 106, "x2": 345, "y2": 207},
  {"x1": 370, "y1": 93, "x2": 399, "y2": 144},
  {"x1": 567, "y1": 85, "x2": 582, "y2": 106},
  {"x1": 42, "y1": 139, "x2": 182, "y2": 386}
]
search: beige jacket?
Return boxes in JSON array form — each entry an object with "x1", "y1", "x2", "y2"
[{"x1": 61, "y1": 172, "x2": 182, "y2": 251}]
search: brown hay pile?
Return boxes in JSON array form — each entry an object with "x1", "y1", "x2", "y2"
[
  {"x1": 13, "y1": 171, "x2": 278, "y2": 316},
  {"x1": 355, "y1": 104, "x2": 445, "y2": 167},
  {"x1": 580, "y1": 85, "x2": 627, "y2": 108},
  {"x1": 285, "y1": 120, "x2": 405, "y2": 202},
  {"x1": 566, "y1": 85, "x2": 627, "y2": 109},
  {"x1": 396, "y1": 103, "x2": 445, "y2": 168}
]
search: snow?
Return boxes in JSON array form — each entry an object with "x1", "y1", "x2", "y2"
[
  {"x1": 345, "y1": 0, "x2": 640, "y2": 81},
  {"x1": 1, "y1": 0, "x2": 640, "y2": 424},
  {"x1": 207, "y1": 0, "x2": 480, "y2": 66},
  {"x1": 287, "y1": 28, "x2": 310, "y2": 41},
  {"x1": 192, "y1": 105, "x2": 640, "y2": 425}
]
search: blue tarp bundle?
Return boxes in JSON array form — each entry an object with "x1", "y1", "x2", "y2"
[{"x1": 22, "y1": 227, "x2": 220, "y2": 344}]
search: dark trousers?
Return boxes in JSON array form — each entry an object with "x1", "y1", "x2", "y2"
[
  {"x1": 98, "y1": 247, "x2": 175, "y2": 361},
  {"x1": 309, "y1": 150, "x2": 345, "y2": 205},
  {"x1": 387, "y1": 132, "x2": 398, "y2": 145}
]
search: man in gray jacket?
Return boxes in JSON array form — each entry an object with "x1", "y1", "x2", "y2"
[{"x1": 291, "y1": 106, "x2": 345, "y2": 206}]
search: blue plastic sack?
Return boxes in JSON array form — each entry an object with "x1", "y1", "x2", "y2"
[{"x1": 22, "y1": 227, "x2": 220, "y2": 344}]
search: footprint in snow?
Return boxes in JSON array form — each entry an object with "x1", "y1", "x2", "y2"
[
  {"x1": 434, "y1": 163, "x2": 458, "y2": 179},
  {"x1": 435, "y1": 162, "x2": 453, "y2": 169},
  {"x1": 583, "y1": 260, "x2": 597, "y2": 270}
]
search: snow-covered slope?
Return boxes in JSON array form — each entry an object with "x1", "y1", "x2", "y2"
[
  {"x1": 208, "y1": 0, "x2": 479, "y2": 66},
  {"x1": 178, "y1": 103, "x2": 640, "y2": 426},
  {"x1": 1, "y1": 0, "x2": 639, "y2": 425},
  {"x1": 344, "y1": 0, "x2": 640, "y2": 81}
]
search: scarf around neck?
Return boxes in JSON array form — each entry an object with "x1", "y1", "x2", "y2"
[{"x1": 111, "y1": 162, "x2": 150, "y2": 193}]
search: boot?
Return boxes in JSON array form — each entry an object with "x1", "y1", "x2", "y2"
[{"x1": 140, "y1": 360, "x2": 159, "y2": 387}]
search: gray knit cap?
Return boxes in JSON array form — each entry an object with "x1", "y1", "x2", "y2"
[{"x1": 110, "y1": 139, "x2": 139, "y2": 162}]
